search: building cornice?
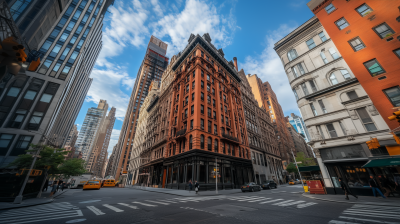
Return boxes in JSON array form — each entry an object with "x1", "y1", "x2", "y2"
[{"x1": 305, "y1": 78, "x2": 359, "y2": 100}]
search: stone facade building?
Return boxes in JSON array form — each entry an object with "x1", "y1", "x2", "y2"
[
  {"x1": 287, "y1": 121, "x2": 313, "y2": 158},
  {"x1": 274, "y1": 16, "x2": 393, "y2": 195}
]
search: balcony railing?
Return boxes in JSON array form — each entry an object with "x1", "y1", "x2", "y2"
[
  {"x1": 221, "y1": 133, "x2": 239, "y2": 143},
  {"x1": 176, "y1": 128, "x2": 186, "y2": 138}
]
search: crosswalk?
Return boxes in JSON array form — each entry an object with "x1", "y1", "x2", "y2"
[
  {"x1": 0, "y1": 202, "x2": 82, "y2": 224},
  {"x1": 329, "y1": 204, "x2": 400, "y2": 224},
  {"x1": 225, "y1": 196, "x2": 317, "y2": 208}
]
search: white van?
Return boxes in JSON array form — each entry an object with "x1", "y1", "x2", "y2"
[{"x1": 69, "y1": 174, "x2": 93, "y2": 188}]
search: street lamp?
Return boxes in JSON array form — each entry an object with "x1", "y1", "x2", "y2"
[{"x1": 290, "y1": 150, "x2": 306, "y2": 192}]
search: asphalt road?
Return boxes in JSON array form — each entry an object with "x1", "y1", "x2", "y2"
[{"x1": 1, "y1": 185, "x2": 398, "y2": 224}]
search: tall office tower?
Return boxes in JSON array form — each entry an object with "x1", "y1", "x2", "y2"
[
  {"x1": 75, "y1": 99, "x2": 108, "y2": 161},
  {"x1": 63, "y1": 124, "x2": 78, "y2": 159},
  {"x1": 105, "y1": 145, "x2": 116, "y2": 177},
  {"x1": 246, "y1": 75, "x2": 295, "y2": 164},
  {"x1": 288, "y1": 113, "x2": 311, "y2": 142},
  {"x1": 0, "y1": 0, "x2": 113, "y2": 167},
  {"x1": 87, "y1": 107, "x2": 115, "y2": 177},
  {"x1": 111, "y1": 36, "x2": 168, "y2": 180}
]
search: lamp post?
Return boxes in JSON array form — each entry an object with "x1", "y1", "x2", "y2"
[{"x1": 291, "y1": 150, "x2": 306, "y2": 191}]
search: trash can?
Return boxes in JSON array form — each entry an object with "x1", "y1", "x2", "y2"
[{"x1": 303, "y1": 186, "x2": 309, "y2": 192}]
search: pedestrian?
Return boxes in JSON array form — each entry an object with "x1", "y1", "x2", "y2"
[
  {"x1": 188, "y1": 180, "x2": 193, "y2": 192},
  {"x1": 339, "y1": 178, "x2": 357, "y2": 200},
  {"x1": 49, "y1": 182, "x2": 58, "y2": 197},
  {"x1": 379, "y1": 175, "x2": 395, "y2": 197},
  {"x1": 194, "y1": 180, "x2": 199, "y2": 194},
  {"x1": 43, "y1": 179, "x2": 49, "y2": 192},
  {"x1": 58, "y1": 179, "x2": 64, "y2": 192},
  {"x1": 369, "y1": 175, "x2": 386, "y2": 198}
]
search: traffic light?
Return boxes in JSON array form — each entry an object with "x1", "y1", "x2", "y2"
[
  {"x1": 388, "y1": 110, "x2": 400, "y2": 123},
  {"x1": 366, "y1": 138, "x2": 380, "y2": 149}
]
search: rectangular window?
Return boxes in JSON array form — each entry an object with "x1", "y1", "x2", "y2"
[
  {"x1": 50, "y1": 29, "x2": 61, "y2": 39},
  {"x1": 192, "y1": 93, "x2": 194, "y2": 101},
  {"x1": 301, "y1": 83, "x2": 309, "y2": 96},
  {"x1": 363, "y1": 59, "x2": 385, "y2": 76},
  {"x1": 73, "y1": 9, "x2": 82, "y2": 20},
  {"x1": 201, "y1": 105, "x2": 204, "y2": 114},
  {"x1": 383, "y1": 86, "x2": 400, "y2": 107},
  {"x1": 38, "y1": 59, "x2": 53, "y2": 74},
  {"x1": 310, "y1": 103, "x2": 317, "y2": 116},
  {"x1": 356, "y1": 4, "x2": 373, "y2": 17},
  {"x1": 318, "y1": 100, "x2": 327, "y2": 113},
  {"x1": 339, "y1": 121, "x2": 347, "y2": 136},
  {"x1": 66, "y1": 21, "x2": 76, "y2": 31},
  {"x1": 192, "y1": 81, "x2": 195, "y2": 89},
  {"x1": 309, "y1": 80, "x2": 317, "y2": 92},
  {"x1": 50, "y1": 63, "x2": 61, "y2": 77},
  {"x1": 319, "y1": 31, "x2": 327, "y2": 42},
  {"x1": 335, "y1": 17, "x2": 349, "y2": 30},
  {"x1": 328, "y1": 48, "x2": 339, "y2": 60},
  {"x1": 201, "y1": 92, "x2": 204, "y2": 101},
  {"x1": 10, "y1": 135, "x2": 33, "y2": 156},
  {"x1": 0, "y1": 134, "x2": 15, "y2": 156},
  {"x1": 340, "y1": 70, "x2": 351, "y2": 80},
  {"x1": 373, "y1": 23, "x2": 395, "y2": 39},
  {"x1": 201, "y1": 81, "x2": 204, "y2": 89},
  {"x1": 58, "y1": 66, "x2": 71, "y2": 80},
  {"x1": 292, "y1": 66, "x2": 299, "y2": 78},
  {"x1": 346, "y1": 90, "x2": 358, "y2": 100},
  {"x1": 394, "y1": 48, "x2": 400, "y2": 59},
  {"x1": 191, "y1": 105, "x2": 194, "y2": 115},
  {"x1": 356, "y1": 108, "x2": 377, "y2": 131},
  {"x1": 325, "y1": 3, "x2": 335, "y2": 14},
  {"x1": 190, "y1": 120, "x2": 193, "y2": 130},
  {"x1": 348, "y1": 37, "x2": 365, "y2": 52},
  {"x1": 326, "y1": 123, "x2": 338, "y2": 138},
  {"x1": 49, "y1": 44, "x2": 62, "y2": 58},
  {"x1": 306, "y1": 38, "x2": 316, "y2": 49},
  {"x1": 208, "y1": 107, "x2": 211, "y2": 117},
  {"x1": 293, "y1": 89, "x2": 299, "y2": 100},
  {"x1": 214, "y1": 125, "x2": 217, "y2": 134},
  {"x1": 317, "y1": 125, "x2": 325, "y2": 139},
  {"x1": 208, "y1": 121, "x2": 212, "y2": 133},
  {"x1": 59, "y1": 47, "x2": 71, "y2": 61},
  {"x1": 320, "y1": 51, "x2": 328, "y2": 64},
  {"x1": 201, "y1": 119, "x2": 204, "y2": 130}
]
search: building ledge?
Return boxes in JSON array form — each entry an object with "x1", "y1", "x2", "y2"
[
  {"x1": 305, "y1": 78, "x2": 359, "y2": 100},
  {"x1": 341, "y1": 95, "x2": 369, "y2": 105}
]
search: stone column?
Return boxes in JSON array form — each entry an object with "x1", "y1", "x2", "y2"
[{"x1": 314, "y1": 148, "x2": 333, "y2": 188}]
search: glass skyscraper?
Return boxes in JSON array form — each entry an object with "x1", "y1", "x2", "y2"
[{"x1": 288, "y1": 113, "x2": 311, "y2": 143}]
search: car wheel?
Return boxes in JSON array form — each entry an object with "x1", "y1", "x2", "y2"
[{"x1": 250, "y1": 187, "x2": 254, "y2": 192}]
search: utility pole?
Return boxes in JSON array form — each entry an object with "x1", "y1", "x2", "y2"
[
  {"x1": 291, "y1": 150, "x2": 305, "y2": 190},
  {"x1": 215, "y1": 157, "x2": 218, "y2": 194}
]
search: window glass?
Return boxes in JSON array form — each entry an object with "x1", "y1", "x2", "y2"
[
  {"x1": 383, "y1": 87, "x2": 400, "y2": 106},
  {"x1": 318, "y1": 32, "x2": 327, "y2": 42},
  {"x1": 309, "y1": 80, "x2": 317, "y2": 92},
  {"x1": 59, "y1": 47, "x2": 71, "y2": 61},
  {"x1": 0, "y1": 134, "x2": 14, "y2": 152},
  {"x1": 335, "y1": 18, "x2": 349, "y2": 30},
  {"x1": 328, "y1": 48, "x2": 339, "y2": 60},
  {"x1": 89, "y1": 18, "x2": 95, "y2": 27},
  {"x1": 76, "y1": 24, "x2": 84, "y2": 34},
  {"x1": 10, "y1": 135, "x2": 33, "y2": 156},
  {"x1": 318, "y1": 100, "x2": 327, "y2": 113},
  {"x1": 326, "y1": 123, "x2": 338, "y2": 138},
  {"x1": 356, "y1": 108, "x2": 377, "y2": 131},
  {"x1": 320, "y1": 51, "x2": 328, "y2": 64},
  {"x1": 69, "y1": 36, "x2": 78, "y2": 44},
  {"x1": 59, "y1": 66, "x2": 71, "y2": 80},
  {"x1": 59, "y1": 32, "x2": 69, "y2": 42},
  {"x1": 297, "y1": 63, "x2": 306, "y2": 75},
  {"x1": 78, "y1": 0, "x2": 88, "y2": 8},
  {"x1": 340, "y1": 70, "x2": 351, "y2": 80},
  {"x1": 50, "y1": 62, "x2": 61, "y2": 77},
  {"x1": 64, "y1": 5, "x2": 75, "y2": 16},
  {"x1": 394, "y1": 48, "x2": 400, "y2": 58},
  {"x1": 301, "y1": 83, "x2": 309, "y2": 95},
  {"x1": 87, "y1": 2, "x2": 95, "y2": 12},
  {"x1": 306, "y1": 38, "x2": 316, "y2": 49},
  {"x1": 57, "y1": 17, "x2": 68, "y2": 28},
  {"x1": 49, "y1": 44, "x2": 62, "y2": 58},
  {"x1": 293, "y1": 89, "x2": 299, "y2": 100},
  {"x1": 287, "y1": 49, "x2": 298, "y2": 61},
  {"x1": 10, "y1": 0, "x2": 33, "y2": 20},
  {"x1": 82, "y1": 14, "x2": 90, "y2": 23},
  {"x1": 66, "y1": 21, "x2": 76, "y2": 31},
  {"x1": 38, "y1": 59, "x2": 53, "y2": 74},
  {"x1": 292, "y1": 66, "x2": 298, "y2": 78},
  {"x1": 330, "y1": 73, "x2": 338, "y2": 85},
  {"x1": 73, "y1": 9, "x2": 82, "y2": 20},
  {"x1": 325, "y1": 3, "x2": 335, "y2": 13},
  {"x1": 349, "y1": 37, "x2": 365, "y2": 51},
  {"x1": 83, "y1": 28, "x2": 90, "y2": 37},
  {"x1": 363, "y1": 59, "x2": 385, "y2": 76},
  {"x1": 7, "y1": 87, "x2": 20, "y2": 97},
  {"x1": 40, "y1": 93, "x2": 52, "y2": 103},
  {"x1": 39, "y1": 40, "x2": 53, "y2": 53},
  {"x1": 310, "y1": 103, "x2": 317, "y2": 116},
  {"x1": 346, "y1": 91, "x2": 358, "y2": 100},
  {"x1": 374, "y1": 23, "x2": 394, "y2": 39},
  {"x1": 50, "y1": 29, "x2": 61, "y2": 38},
  {"x1": 356, "y1": 4, "x2": 373, "y2": 17}
]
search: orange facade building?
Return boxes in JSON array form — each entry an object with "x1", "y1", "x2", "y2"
[{"x1": 308, "y1": 0, "x2": 400, "y2": 130}]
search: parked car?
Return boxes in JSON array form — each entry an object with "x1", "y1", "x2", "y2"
[
  {"x1": 289, "y1": 179, "x2": 296, "y2": 185},
  {"x1": 261, "y1": 180, "x2": 277, "y2": 189},
  {"x1": 83, "y1": 180, "x2": 101, "y2": 190},
  {"x1": 241, "y1": 182, "x2": 261, "y2": 192}
]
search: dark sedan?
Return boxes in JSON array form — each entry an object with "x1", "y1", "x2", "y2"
[
  {"x1": 241, "y1": 182, "x2": 261, "y2": 192},
  {"x1": 261, "y1": 180, "x2": 277, "y2": 189}
]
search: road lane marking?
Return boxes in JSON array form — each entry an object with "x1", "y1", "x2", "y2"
[
  {"x1": 328, "y1": 220, "x2": 358, "y2": 224},
  {"x1": 272, "y1": 200, "x2": 294, "y2": 205},
  {"x1": 259, "y1": 199, "x2": 284, "y2": 204},
  {"x1": 247, "y1": 198, "x2": 271, "y2": 202},
  {"x1": 278, "y1": 201, "x2": 305, "y2": 206},
  {"x1": 297, "y1": 202, "x2": 317, "y2": 208},
  {"x1": 132, "y1": 202, "x2": 158, "y2": 207},
  {"x1": 87, "y1": 206, "x2": 105, "y2": 215},
  {"x1": 118, "y1": 203, "x2": 139, "y2": 209},
  {"x1": 103, "y1": 204, "x2": 124, "y2": 212},
  {"x1": 0, "y1": 210, "x2": 83, "y2": 224},
  {"x1": 145, "y1": 200, "x2": 169, "y2": 205},
  {"x1": 339, "y1": 216, "x2": 400, "y2": 224}
]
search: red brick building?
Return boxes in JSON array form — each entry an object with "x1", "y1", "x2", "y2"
[{"x1": 307, "y1": 0, "x2": 400, "y2": 130}]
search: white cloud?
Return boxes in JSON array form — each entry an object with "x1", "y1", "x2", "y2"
[
  {"x1": 151, "y1": 0, "x2": 236, "y2": 57},
  {"x1": 86, "y1": 67, "x2": 132, "y2": 121},
  {"x1": 107, "y1": 129, "x2": 121, "y2": 156},
  {"x1": 150, "y1": 0, "x2": 164, "y2": 17},
  {"x1": 241, "y1": 24, "x2": 300, "y2": 114}
]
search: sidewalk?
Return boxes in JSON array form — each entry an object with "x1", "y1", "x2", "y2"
[
  {"x1": 130, "y1": 186, "x2": 243, "y2": 197},
  {"x1": 302, "y1": 192, "x2": 400, "y2": 207},
  {"x1": 0, "y1": 189, "x2": 68, "y2": 210}
]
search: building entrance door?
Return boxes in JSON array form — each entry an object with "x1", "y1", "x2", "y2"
[{"x1": 162, "y1": 168, "x2": 167, "y2": 188}]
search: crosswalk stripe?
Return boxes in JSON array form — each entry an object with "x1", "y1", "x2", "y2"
[
  {"x1": 259, "y1": 199, "x2": 283, "y2": 204},
  {"x1": 2, "y1": 205, "x2": 77, "y2": 214},
  {"x1": 297, "y1": 202, "x2": 317, "y2": 208},
  {"x1": 351, "y1": 205, "x2": 400, "y2": 212},
  {"x1": 237, "y1": 197, "x2": 263, "y2": 201},
  {"x1": 159, "y1": 200, "x2": 178, "y2": 203},
  {"x1": 0, "y1": 210, "x2": 83, "y2": 224},
  {"x1": 339, "y1": 216, "x2": 399, "y2": 224},
  {"x1": 132, "y1": 202, "x2": 158, "y2": 207},
  {"x1": 103, "y1": 204, "x2": 124, "y2": 212},
  {"x1": 278, "y1": 201, "x2": 305, "y2": 207},
  {"x1": 347, "y1": 208, "x2": 400, "y2": 215},
  {"x1": 0, "y1": 207, "x2": 78, "y2": 216},
  {"x1": 145, "y1": 200, "x2": 169, "y2": 205},
  {"x1": 0, "y1": 210, "x2": 79, "y2": 220},
  {"x1": 329, "y1": 220, "x2": 358, "y2": 224},
  {"x1": 118, "y1": 203, "x2": 139, "y2": 209},
  {"x1": 272, "y1": 200, "x2": 294, "y2": 205},
  {"x1": 87, "y1": 206, "x2": 105, "y2": 215},
  {"x1": 343, "y1": 211, "x2": 400, "y2": 219},
  {"x1": 247, "y1": 198, "x2": 271, "y2": 202}
]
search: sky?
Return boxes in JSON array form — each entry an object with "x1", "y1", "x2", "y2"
[{"x1": 74, "y1": 0, "x2": 315, "y2": 156}]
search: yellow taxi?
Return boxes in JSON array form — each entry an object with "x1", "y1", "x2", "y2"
[
  {"x1": 83, "y1": 180, "x2": 101, "y2": 190},
  {"x1": 102, "y1": 179, "x2": 117, "y2": 187},
  {"x1": 288, "y1": 179, "x2": 296, "y2": 185}
]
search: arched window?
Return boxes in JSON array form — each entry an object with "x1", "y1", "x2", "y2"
[
  {"x1": 214, "y1": 139, "x2": 218, "y2": 152},
  {"x1": 200, "y1": 135, "x2": 204, "y2": 149},
  {"x1": 207, "y1": 137, "x2": 212, "y2": 151},
  {"x1": 287, "y1": 49, "x2": 298, "y2": 61},
  {"x1": 340, "y1": 69, "x2": 351, "y2": 80},
  {"x1": 189, "y1": 135, "x2": 192, "y2": 149},
  {"x1": 330, "y1": 73, "x2": 338, "y2": 85}
]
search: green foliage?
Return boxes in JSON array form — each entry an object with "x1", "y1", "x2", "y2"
[
  {"x1": 7, "y1": 144, "x2": 85, "y2": 178},
  {"x1": 294, "y1": 152, "x2": 317, "y2": 167},
  {"x1": 286, "y1": 162, "x2": 298, "y2": 173},
  {"x1": 58, "y1": 159, "x2": 86, "y2": 178}
]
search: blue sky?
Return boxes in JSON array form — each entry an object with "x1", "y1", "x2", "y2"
[{"x1": 74, "y1": 0, "x2": 315, "y2": 155}]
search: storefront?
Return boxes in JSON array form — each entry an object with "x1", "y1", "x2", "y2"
[{"x1": 136, "y1": 149, "x2": 254, "y2": 190}]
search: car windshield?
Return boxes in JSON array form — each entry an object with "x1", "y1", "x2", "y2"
[{"x1": 88, "y1": 181, "x2": 99, "y2": 184}]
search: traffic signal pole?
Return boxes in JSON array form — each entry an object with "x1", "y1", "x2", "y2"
[{"x1": 291, "y1": 151, "x2": 305, "y2": 190}]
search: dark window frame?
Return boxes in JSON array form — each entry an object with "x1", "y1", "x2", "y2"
[
  {"x1": 325, "y1": 3, "x2": 336, "y2": 14},
  {"x1": 383, "y1": 86, "x2": 400, "y2": 107},
  {"x1": 348, "y1": 36, "x2": 366, "y2": 52},
  {"x1": 335, "y1": 17, "x2": 349, "y2": 30},
  {"x1": 355, "y1": 3, "x2": 373, "y2": 17},
  {"x1": 363, "y1": 58, "x2": 385, "y2": 77},
  {"x1": 373, "y1": 22, "x2": 395, "y2": 39},
  {"x1": 393, "y1": 48, "x2": 400, "y2": 59}
]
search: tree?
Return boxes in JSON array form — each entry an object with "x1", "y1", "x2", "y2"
[
  {"x1": 294, "y1": 152, "x2": 317, "y2": 167},
  {"x1": 58, "y1": 159, "x2": 86, "y2": 178},
  {"x1": 286, "y1": 162, "x2": 298, "y2": 174}
]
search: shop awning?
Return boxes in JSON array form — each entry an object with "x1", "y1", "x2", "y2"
[
  {"x1": 362, "y1": 157, "x2": 400, "y2": 168},
  {"x1": 298, "y1": 166, "x2": 320, "y2": 172}
]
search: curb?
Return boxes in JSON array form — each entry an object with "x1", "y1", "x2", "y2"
[
  {"x1": 130, "y1": 187, "x2": 243, "y2": 197},
  {"x1": 0, "y1": 199, "x2": 54, "y2": 210},
  {"x1": 302, "y1": 193, "x2": 400, "y2": 207},
  {"x1": 53, "y1": 189, "x2": 69, "y2": 199}
]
